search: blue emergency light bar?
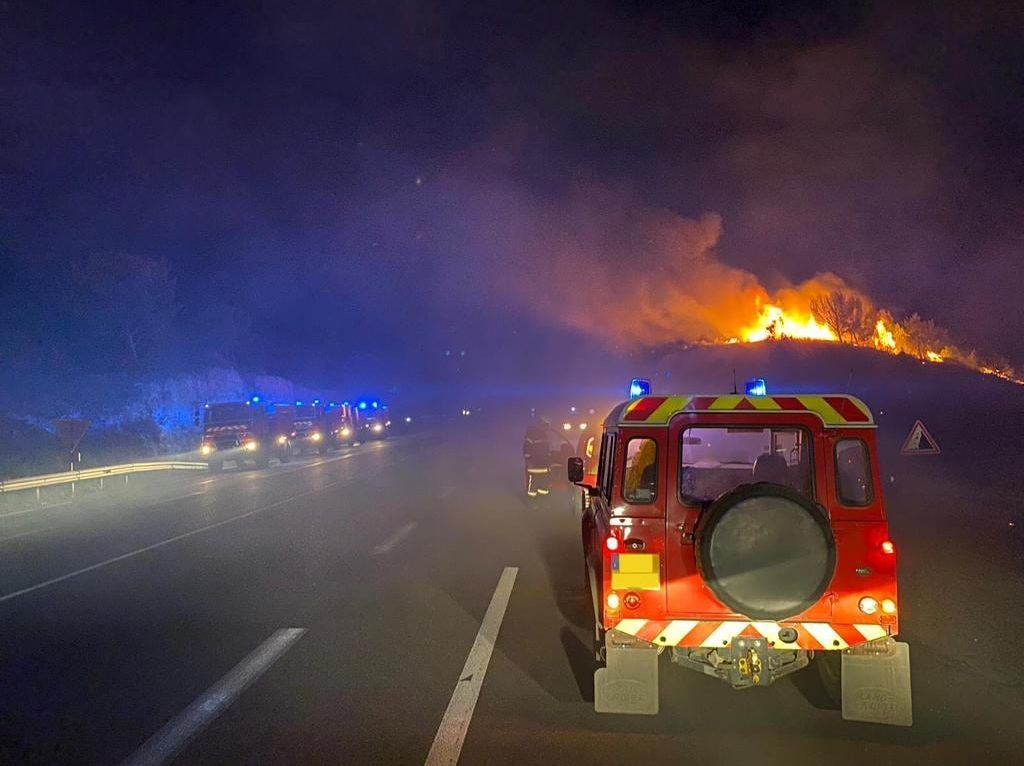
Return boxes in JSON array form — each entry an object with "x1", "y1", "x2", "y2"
[
  {"x1": 629, "y1": 378, "x2": 652, "y2": 399},
  {"x1": 359, "y1": 401, "x2": 368, "y2": 410},
  {"x1": 745, "y1": 378, "x2": 768, "y2": 397}
]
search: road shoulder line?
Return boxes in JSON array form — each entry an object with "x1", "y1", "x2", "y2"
[
  {"x1": 0, "y1": 480, "x2": 349, "y2": 605},
  {"x1": 425, "y1": 566, "x2": 518, "y2": 766}
]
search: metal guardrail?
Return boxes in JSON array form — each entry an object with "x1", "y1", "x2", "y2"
[{"x1": 0, "y1": 461, "x2": 207, "y2": 494}]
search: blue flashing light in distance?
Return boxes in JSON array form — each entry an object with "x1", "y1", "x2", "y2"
[
  {"x1": 359, "y1": 401, "x2": 368, "y2": 410},
  {"x1": 372, "y1": 401, "x2": 379, "y2": 409},
  {"x1": 251, "y1": 394, "x2": 261, "y2": 403},
  {"x1": 295, "y1": 400, "x2": 303, "y2": 406},
  {"x1": 745, "y1": 378, "x2": 767, "y2": 397},
  {"x1": 313, "y1": 399, "x2": 320, "y2": 405},
  {"x1": 628, "y1": 378, "x2": 652, "y2": 399}
]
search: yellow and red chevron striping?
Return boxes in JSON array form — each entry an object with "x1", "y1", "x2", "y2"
[
  {"x1": 612, "y1": 619, "x2": 888, "y2": 650},
  {"x1": 619, "y1": 394, "x2": 873, "y2": 427}
]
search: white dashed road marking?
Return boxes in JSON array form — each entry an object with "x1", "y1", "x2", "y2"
[
  {"x1": 121, "y1": 628, "x2": 306, "y2": 766},
  {"x1": 425, "y1": 566, "x2": 518, "y2": 766},
  {"x1": 371, "y1": 521, "x2": 417, "y2": 555}
]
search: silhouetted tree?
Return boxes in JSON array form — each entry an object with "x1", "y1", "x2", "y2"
[
  {"x1": 897, "y1": 313, "x2": 946, "y2": 360},
  {"x1": 810, "y1": 291, "x2": 869, "y2": 343}
]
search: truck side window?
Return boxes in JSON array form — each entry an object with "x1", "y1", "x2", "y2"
[
  {"x1": 835, "y1": 438, "x2": 874, "y2": 506},
  {"x1": 623, "y1": 438, "x2": 657, "y2": 504},
  {"x1": 598, "y1": 433, "x2": 616, "y2": 501}
]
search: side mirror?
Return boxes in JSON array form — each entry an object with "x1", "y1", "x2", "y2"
[{"x1": 567, "y1": 456, "x2": 585, "y2": 484}]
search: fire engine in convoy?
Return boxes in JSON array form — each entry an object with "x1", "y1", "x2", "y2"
[
  {"x1": 320, "y1": 402, "x2": 360, "y2": 449},
  {"x1": 287, "y1": 401, "x2": 326, "y2": 454},
  {"x1": 568, "y1": 387, "x2": 912, "y2": 725},
  {"x1": 200, "y1": 400, "x2": 293, "y2": 471}
]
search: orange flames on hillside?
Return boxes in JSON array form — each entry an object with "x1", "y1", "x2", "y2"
[{"x1": 724, "y1": 291, "x2": 1022, "y2": 385}]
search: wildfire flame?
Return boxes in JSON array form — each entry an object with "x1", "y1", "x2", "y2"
[
  {"x1": 739, "y1": 303, "x2": 837, "y2": 343},
  {"x1": 727, "y1": 293, "x2": 1023, "y2": 385},
  {"x1": 873, "y1": 320, "x2": 896, "y2": 350}
]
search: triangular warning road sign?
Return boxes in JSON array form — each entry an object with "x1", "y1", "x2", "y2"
[{"x1": 901, "y1": 419, "x2": 940, "y2": 455}]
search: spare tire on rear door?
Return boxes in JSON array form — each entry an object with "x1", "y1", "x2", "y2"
[{"x1": 695, "y1": 483, "x2": 836, "y2": 621}]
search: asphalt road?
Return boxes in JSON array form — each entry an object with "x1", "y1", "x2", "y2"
[{"x1": 0, "y1": 421, "x2": 1022, "y2": 765}]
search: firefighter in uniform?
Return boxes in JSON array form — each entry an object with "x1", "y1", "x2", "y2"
[{"x1": 523, "y1": 416, "x2": 553, "y2": 498}]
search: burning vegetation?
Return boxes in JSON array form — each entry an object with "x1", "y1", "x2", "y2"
[{"x1": 727, "y1": 287, "x2": 1023, "y2": 385}]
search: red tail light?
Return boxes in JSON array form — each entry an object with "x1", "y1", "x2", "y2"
[{"x1": 880, "y1": 540, "x2": 895, "y2": 555}]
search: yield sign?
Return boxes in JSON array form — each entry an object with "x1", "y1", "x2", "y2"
[
  {"x1": 901, "y1": 420, "x2": 940, "y2": 455},
  {"x1": 53, "y1": 418, "x2": 90, "y2": 453}
]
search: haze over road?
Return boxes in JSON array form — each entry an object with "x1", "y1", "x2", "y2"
[{"x1": 1, "y1": 419, "x2": 1021, "y2": 765}]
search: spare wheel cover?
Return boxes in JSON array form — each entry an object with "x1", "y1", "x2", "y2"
[{"x1": 695, "y1": 483, "x2": 836, "y2": 621}]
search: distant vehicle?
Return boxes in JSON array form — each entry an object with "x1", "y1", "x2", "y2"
[
  {"x1": 284, "y1": 401, "x2": 326, "y2": 455},
  {"x1": 570, "y1": 391, "x2": 910, "y2": 725},
  {"x1": 320, "y1": 402, "x2": 360, "y2": 449},
  {"x1": 355, "y1": 398, "x2": 390, "y2": 440},
  {"x1": 200, "y1": 401, "x2": 292, "y2": 471}
]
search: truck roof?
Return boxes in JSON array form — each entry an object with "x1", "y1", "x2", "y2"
[{"x1": 611, "y1": 394, "x2": 875, "y2": 429}]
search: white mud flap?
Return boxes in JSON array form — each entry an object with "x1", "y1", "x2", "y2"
[
  {"x1": 842, "y1": 640, "x2": 912, "y2": 726},
  {"x1": 594, "y1": 636, "x2": 659, "y2": 715}
]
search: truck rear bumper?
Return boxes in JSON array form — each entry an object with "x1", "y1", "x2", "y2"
[{"x1": 610, "y1": 618, "x2": 893, "y2": 652}]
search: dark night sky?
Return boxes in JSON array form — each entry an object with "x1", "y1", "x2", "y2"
[{"x1": 1, "y1": 0, "x2": 1023, "y2": 389}]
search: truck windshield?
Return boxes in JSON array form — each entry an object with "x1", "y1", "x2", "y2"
[
  {"x1": 204, "y1": 404, "x2": 252, "y2": 424},
  {"x1": 680, "y1": 426, "x2": 813, "y2": 503}
]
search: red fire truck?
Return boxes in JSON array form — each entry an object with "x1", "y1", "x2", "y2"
[
  {"x1": 200, "y1": 401, "x2": 293, "y2": 471},
  {"x1": 569, "y1": 391, "x2": 911, "y2": 725},
  {"x1": 320, "y1": 402, "x2": 360, "y2": 450}
]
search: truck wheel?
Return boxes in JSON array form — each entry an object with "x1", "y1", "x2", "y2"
[
  {"x1": 208, "y1": 459, "x2": 223, "y2": 473},
  {"x1": 585, "y1": 562, "x2": 606, "y2": 664},
  {"x1": 814, "y1": 651, "x2": 843, "y2": 708}
]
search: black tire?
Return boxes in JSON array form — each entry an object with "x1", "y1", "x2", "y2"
[
  {"x1": 586, "y1": 562, "x2": 606, "y2": 664},
  {"x1": 814, "y1": 651, "x2": 843, "y2": 708},
  {"x1": 695, "y1": 483, "x2": 836, "y2": 621},
  {"x1": 208, "y1": 459, "x2": 223, "y2": 473}
]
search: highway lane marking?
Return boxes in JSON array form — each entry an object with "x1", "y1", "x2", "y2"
[
  {"x1": 425, "y1": 566, "x2": 518, "y2": 766},
  {"x1": 0, "y1": 501, "x2": 74, "y2": 520},
  {"x1": 121, "y1": 628, "x2": 306, "y2": 766},
  {"x1": 0, "y1": 446, "x2": 368, "y2": 523},
  {"x1": 0, "y1": 525, "x2": 57, "y2": 544},
  {"x1": 371, "y1": 521, "x2": 417, "y2": 555},
  {"x1": 0, "y1": 479, "x2": 352, "y2": 605}
]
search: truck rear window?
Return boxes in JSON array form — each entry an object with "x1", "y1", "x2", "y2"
[
  {"x1": 623, "y1": 438, "x2": 658, "y2": 504},
  {"x1": 679, "y1": 426, "x2": 813, "y2": 504},
  {"x1": 835, "y1": 438, "x2": 874, "y2": 506}
]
